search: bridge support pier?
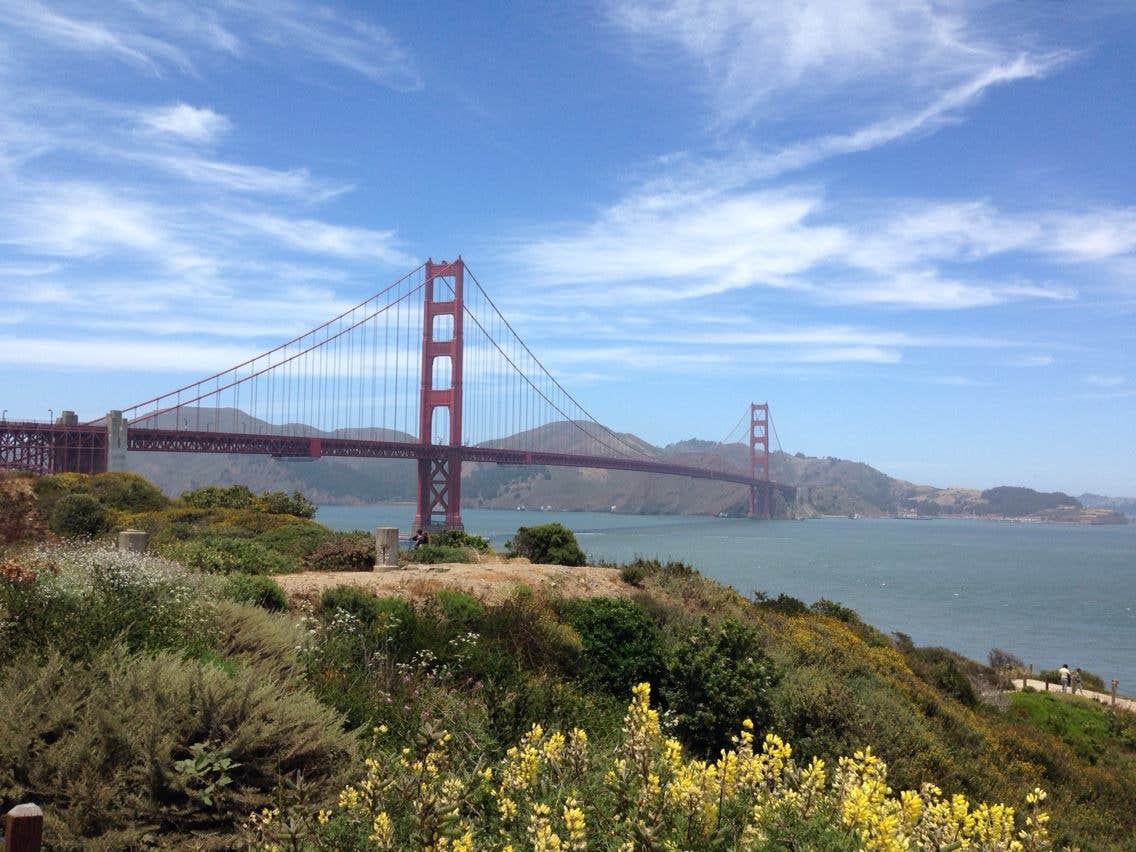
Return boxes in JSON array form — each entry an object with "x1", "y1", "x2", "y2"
[
  {"x1": 106, "y1": 410, "x2": 128, "y2": 472},
  {"x1": 413, "y1": 259, "x2": 465, "y2": 531}
]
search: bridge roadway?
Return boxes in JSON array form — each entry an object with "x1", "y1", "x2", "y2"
[
  {"x1": 128, "y1": 426, "x2": 787, "y2": 494},
  {"x1": 1, "y1": 421, "x2": 791, "y2": 499}
]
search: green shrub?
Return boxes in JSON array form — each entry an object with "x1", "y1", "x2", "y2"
[
  {"x1": 48, "y1": 492, "x2": 109, "y2": 538},
  {"x1": 432, "y1": 529, "x2": 491, "y2": 552},
  {"x1": 409, "y1": 543, "x2": 473, "y2": 564},
  {"x1": 662, "y1": 618, "x2": 775, "y2": 755},
  {"x1": 90, "y1": 472, "x2": 169, "y2": 511},
  {"x1": 478, "y1": 587, "x2": 582, "y2": 671},
  {"x1": 0, "y1": 545, "x2": 217, "y2": 666},
  {"x1": 321, "y1": 586, "x2": 415, "y2": 635},
  {"x1": 506, "y1": 522, "x2": 586, "y2": 566},
  {"x1": 619, "y1": 563, "x2": 649, "y2": 586},
  {"x1": 753, "y1": 590, "x2": 809, "y2": 615},
  {"x1": 256, "y1": 490, "x2": 316, "y2": 518},
  {"x1": 180, "y1": 484, "x2": 256, "y2": 510},
  {"x1": 435, "y1": 588, "x2": 485, "y2": 625},
  {"x1": 811, "y1": 598, "x2": 862, "y2": 624},
  {"x1": 223, "y1": 573, "x2": 287, "y2": 612},
  {"x1": 255, "y1": 519, "x2": 333, "y2": 559},
  {"x1": 905, "y1": 647, "x2": 979, "y2": 707},
  {"x1": 306, "y1": 532, "x2": 376, "y2": 571},
  {"x1": 0, "y1": 646, "x2": 355, "y2": 848},
  {"x1": 563, "y1": 597, "x2": 665, "y2": 695},
  {"x1": 163, "y1": 536, "x2": 294, "y2": 575}
]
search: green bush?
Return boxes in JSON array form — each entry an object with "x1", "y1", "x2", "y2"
[
  {"x1": 432, "y1": 529, "x2": 491, "y2": 552},
  {"x1": 321, "y1": 586, "x2": 415, "y2": 636},
  {"x1": 256, "y1": 490, "x2": 316, "y2": 518},
  {"x1": 0, "y1": 545, "x2": 217, "y2": 666},
  {"x1": 306, "y1": 532, "x2": 376, "y2": 571},
  {"x1": 90, "y1": 472, "x2": 169, "y2": 511},
  {"x1": 163, "y1": 536, "x2": 294, "y2": 575},
  {"x1": 753, "y1": 590, "x2": 809, "y2": 615},
  {"x1": 811, "y1": 598, "x2": 862, "y2": 624},
  {"x1": 435, "y1": 588, "x2": 485, "y2": 625},
  {"x1": 478, "y1": 587, "x2": 582, "y2": 671},
  {"x1": 662, "y1": 618, "x2": 775, "y2": 755},
  {"x1": 409, "y1": 543, "x2": 473, "y2": 564},
  {"x1": 0, "y1": 645, "x2": 355, "y2": 848},
  {"x1": 904, "y1": 647, "x2": 979, "y2": 707},
  {"x1": 48, "y1": 492, "x2": 110, "y2": 538},
  {"x1": 563, "y1": 597, "x2": 665, "y2": 695},
  {"x1": 506, "y1": 522, "x2": 586, "y2": 566},
  {"x1": 180, "y1": 484, "x2": 256, "y2": 510},
  {"x1": 619, "y1": 563, "x2": 649, "y2": 586},
  {"x1": 223, "y1": 573, "x2": 288, "y2": 612},
  {"x1": 255, "y1": 519, "x2": 333, "y2": 559}
]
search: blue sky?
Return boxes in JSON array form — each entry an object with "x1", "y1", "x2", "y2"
[{"x1": 1, "y1": 1, "x2": 1134, "y2": 495}]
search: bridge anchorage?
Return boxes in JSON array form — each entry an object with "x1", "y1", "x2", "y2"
[{"x1": 0, "y1": 258, "x2": 792, "y2": 526}]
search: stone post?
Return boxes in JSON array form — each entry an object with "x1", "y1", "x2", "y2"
[
  {"x1": 4, "y1": 802, "x2": 44, "y2": 852},
  {"x1": 117, "y1": 529, "x2": 150, "y2": 554},
  {"x1": 374, "y1": 527, "x2": 399, "y2": 571},
  {"x1": 106, "y1": 410, "x2": 127, "y2": 472}
]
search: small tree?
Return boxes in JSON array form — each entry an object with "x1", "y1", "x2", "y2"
[{"x1": 506, "y1": 522, "x2": 585, "y2": 566}]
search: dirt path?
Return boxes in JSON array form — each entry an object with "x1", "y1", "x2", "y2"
[
  {"x1": 1011, "y1": 678, "x2": 1134, "y2": 713},
  {"x1": 275, "y1": 559, "x2": 631, "y2": 604}
]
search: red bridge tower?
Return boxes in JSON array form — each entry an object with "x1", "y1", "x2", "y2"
[
  {"x1": 413, "y1": 258, "x2": 466, "y2": 530},
  {"x1": 747, "y1": 402, "x2": 770, "y2": 520}
]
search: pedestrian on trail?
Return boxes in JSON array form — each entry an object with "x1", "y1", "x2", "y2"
[
  {"x1": 1073, "y1": 667, "x2": 1083, "y2": 695},
  {"x1": 1059, "y1": 664, "x2": 1070, "y2": 693}
]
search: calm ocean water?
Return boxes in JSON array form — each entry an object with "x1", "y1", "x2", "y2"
[{"x1": 316, "y1": 506, "x2": 1136, "y2": 688}]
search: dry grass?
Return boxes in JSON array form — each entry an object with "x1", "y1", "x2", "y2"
[{"x1": 275, "y1": 558, "x2": 631, "y2": 605}]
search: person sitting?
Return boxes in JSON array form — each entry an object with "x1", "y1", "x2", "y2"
[{"x1": 412, "y1": 528, "x2": 430, "y2": 549}]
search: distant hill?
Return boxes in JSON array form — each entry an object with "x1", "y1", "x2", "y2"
[
  {"x1": 121, "y1": 410, "x2": 1126, "y2": 523},
  {"x1": 1080, "y1": 493, "x2": 1136, "y2": 518}
]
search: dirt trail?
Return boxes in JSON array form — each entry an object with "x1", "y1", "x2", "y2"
[{"x1": 275, "y1": 559, "x2": 631, "y2": 604}]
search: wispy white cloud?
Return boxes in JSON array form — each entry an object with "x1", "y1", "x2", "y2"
[
  {"x1": 225, "y1": 211, "x2": 415, "y2": 265},
  {"x1": 1086, "y1": 374, "x2": 1126, "y2": 388},
  {"x1": 608, "y1": 0, "x2": 1062, "y2": 130},
  {"x1": 136, "y1": 152, "x2": 352, "y2": 200},
  {"x1": 0, "y1": 0, "x2": 191, "y2": 72},
  {"x1": 138, "y1": 102, "x2": 230, "y2": 142},
  {"x1": 513, "y1": 185, "x2": 1127, "y2": 310},
  {"x1": 1008, "y1": 354, "x2": 1055, "y2": 368},
  {"x1": 0, "y1": 1, "x2": 421, "y2": 91}
]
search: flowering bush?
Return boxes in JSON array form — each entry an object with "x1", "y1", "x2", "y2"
[
  {"x1": 244, "y1": 683, "x2": 1053, "y2": 851},
  {"x1": 0, "y1": 543, "x2": 217, "y2": 664}
]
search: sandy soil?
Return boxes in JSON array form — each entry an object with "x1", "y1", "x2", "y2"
[{"x1": 275, "y1": 558, "x2": 631, "y2": 604}]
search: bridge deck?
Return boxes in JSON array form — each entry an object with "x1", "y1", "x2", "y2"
[{"x1": 0, "y1": 422, "x2": 791, "y2": 497}]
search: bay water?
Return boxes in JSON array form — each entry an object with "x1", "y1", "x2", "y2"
[{"x1": 316, "y1": 506, "x2": 1136, "y2": 689}]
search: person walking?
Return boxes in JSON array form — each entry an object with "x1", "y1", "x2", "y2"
[
  {"x1": 1072, "y1": 667, "x2": 1083, "y2": 695},
  {"x1": 1059, "y1": 664, "x2": 1070, "y2": 693}
]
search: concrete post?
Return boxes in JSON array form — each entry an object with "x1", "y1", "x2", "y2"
[
  {"x1": 117, "y1": 529, "x2": 150, "y2": 554},
  {"x1": 4, "y1": 802, "x2": 44, "y2": 852},
  {"x1": 106, "y1": 410, "x2": 127, "y2": 472},
  {"x1": 374, "y1": 527, "x2": 400, "y2": 571}
]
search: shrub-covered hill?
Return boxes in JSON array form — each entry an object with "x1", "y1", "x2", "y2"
[{"x1": 1, "y1": 472, "x2": 1134, "y2": 849}]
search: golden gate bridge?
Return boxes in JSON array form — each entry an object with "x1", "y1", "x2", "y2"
[{"x1": 0, "y1": 259, "x2": 792, "y2": 526}]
